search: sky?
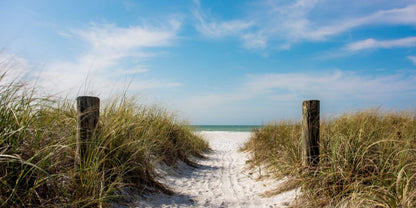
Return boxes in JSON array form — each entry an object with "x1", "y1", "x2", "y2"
[{"x1": 1, "y1": 0, "x2": 416, "y2": 125}]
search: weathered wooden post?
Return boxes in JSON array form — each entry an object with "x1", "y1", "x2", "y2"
[
  {"x1": 302, "y1": 100, "x2": 320, "y2": 168},
  {"x1": 76, "y1": 96, "x2": 100, "y2": 168}
]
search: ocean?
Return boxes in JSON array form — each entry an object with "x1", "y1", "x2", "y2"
[{"x1": 191, "y1": 125, "x2": 261, "y2": 132}]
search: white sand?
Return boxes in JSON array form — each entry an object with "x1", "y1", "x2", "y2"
[{"x1": 133, "y1": 131, "x2": 300, "y2": 208}]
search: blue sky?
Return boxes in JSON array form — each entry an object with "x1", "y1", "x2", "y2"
[{"x1": 1, "y1": 0, "x2": 416, "y2": 124}]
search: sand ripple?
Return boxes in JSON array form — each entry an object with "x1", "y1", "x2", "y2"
[{"x1": 132, "y1": 131, "x2": 300, "y2": 208}]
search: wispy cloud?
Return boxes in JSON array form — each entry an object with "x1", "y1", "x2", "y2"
[
  {"x1": 35, "y1": 21, "x2": 182, "y2": 97},
  {"x1": 122, "y1": 1, "x2": 137, "y2": 11},
  {"x1": 258, "y1": 0, "x2": 320, "y2": 42},
  {"x1": 306, "y1": 4, "x2": 416, "y2": 40},
  {"x1": 244, "y1": 71, "x2": 416, "y2": 100},
  {"x1": 242, "y1": 32, "x2": 267, "y2": 49},
  {"x1": 191, "y1": 0, "x2": 253, "y2": 39},
  {"x1": 116, "y1": 65, "x2": 148, "y2": 75},
  {"x1": 193, "y1": 1, "x2": 416, "y2": 50},
  {"x1": 174, "y1": 69, "x2": 416, "y2": 123},
  {"x1": 77, "y1": 23, "x2": 178, "y2": 50},
  {"x1": 346, "y1": 37, "x2": 416, "y2": 51},
  {"x1": 408, "y1": 56, "x2": 416, "y2": 65},
  {"x1": 178, "y1": 70, "x2": 416, "y2": 115},
  {"x1": 192, "y1": 9, "x2": 253, "y2": 38},
  {"x1": 0, "y1": 53, "x2": 31, "y2": 83},
  {"x1": 280, "y1": 2, "x2": 416, "y2": 44}
]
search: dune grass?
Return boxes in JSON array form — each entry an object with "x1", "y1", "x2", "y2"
[
  {"x1": 0, "y1": 73, "x2": 209, "y2": 207},
  {"x1": 242, "y1": 110, "x2": 416, "y2": 207}
]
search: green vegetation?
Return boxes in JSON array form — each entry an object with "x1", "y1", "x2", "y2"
[
  {"x1": 0, "y1": 73, "x2": 209, "y2": 207},
  {"x1": 243, "y1": 110, "x2": 416, "y2": 207}
]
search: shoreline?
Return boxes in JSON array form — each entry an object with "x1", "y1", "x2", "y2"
[{"x1": 191, "y1": 125, "x2": 261, "y2": 132}]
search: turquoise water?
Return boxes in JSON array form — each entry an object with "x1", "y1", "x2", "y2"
[{"x1": 191, "y1": 125, "x2": 261, "y2": 132}]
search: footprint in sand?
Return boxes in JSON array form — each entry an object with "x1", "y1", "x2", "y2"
[{"x1": 133, "y1": 131, "x2": 300, "y2": 208}]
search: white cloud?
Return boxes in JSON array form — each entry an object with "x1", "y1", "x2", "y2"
[
  {"x1": 193, "y1": 9, "x2": 253, "y2": 38},
  {"x1": 307, "y1": 4, "x2": 416, "y2": 40},
  {"x1": 191, "y1": 0, "x2": 253, "y2": 39},
  {"x1": 310, "y1": 3, "x2": 415, "y2": 39},
  {"x1": 199, "y1": 1, "x2": 416, "y2": 49},
  {"x1": 408, "y1": 56, "x2": 416, "y2": 65},
  {"x1": 77, "y1": 23, "x2": 176, "y2": 50},
  {"x1": 365, "y1": 3, "x2": 416, "y2": 25},
  {"x1": 0, "y1": 53, "x2": 31, "y2": 83},
  {"x1": 175, "y1": 70, "x2": 416, "y2": 123},
  {"x1": 242, "y1": 32, "x2": 267, "y2": 49},
  {"x1": 262, "y1": 0, "x2": 320, "y2": 41},
  {"x1": 244, "y1": 71, "x2": 416, "y2": 99},
  {"x1": 117, "y1": 65, "x2": 148, "y2": 74},
  {"x1": 346, "y1": 37, "x2": 416, "y2": 51},
  {"x1": 178, "y1": 70, "x2": 416, "y2": 110},
  {"x1": 122, "y1": 1, "x2": 137, "y2": 11},
  {"x1": 33, "y1": 21, "x2": 181, "y2": 97}
]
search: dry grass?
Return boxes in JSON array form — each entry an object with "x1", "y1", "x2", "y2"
[
  {"x1": 0, "y1": 72, "x2": 209, "y2": 207},
  {"x1": 242, "y1": 110, "x2": 416, "y2": 207}
]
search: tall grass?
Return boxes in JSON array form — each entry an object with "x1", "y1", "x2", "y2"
[
  {"x1": 242, "y1": 110, "x2": 416, "y2": 207},
  {"x1": 0, "y1": 73, "x2": 209, "y2": 207}
]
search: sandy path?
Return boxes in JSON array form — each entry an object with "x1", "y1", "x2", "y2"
[{"x1": 133, "y1": 131, "x2": 299, "y2": 208}]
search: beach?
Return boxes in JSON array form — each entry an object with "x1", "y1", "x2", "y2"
[{"x1": 133, "y1": 131, "x2": 300, "y2": 208}]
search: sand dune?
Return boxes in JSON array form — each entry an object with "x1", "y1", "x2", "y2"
[{"x1": 134, "y1": 131, "x2": 300, "y2": 208}]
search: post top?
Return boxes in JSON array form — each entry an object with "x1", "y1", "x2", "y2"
[
  {"x1": 77, "y1": 96, "x2": 100, "y2": 101},
  {"x1": 77, "y1": 96, "x2": 99, "y2": 99}
]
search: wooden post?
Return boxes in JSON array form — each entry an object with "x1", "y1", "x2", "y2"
[
  {"x1": 302, "y1": 100, "x2": 320, "y2": 167},
  {"x1": 76, "y1": 96, "x2": 100, "y2": 168}
]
